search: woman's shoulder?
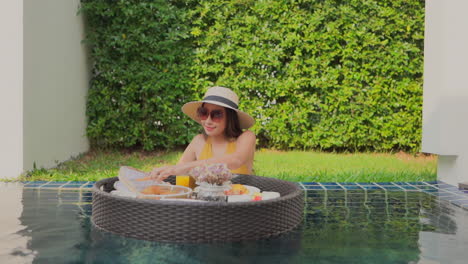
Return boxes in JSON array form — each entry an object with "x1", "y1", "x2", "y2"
[
  {"x1": 188, "y1": 134, "x2": 208, "y2": 157},
  {"x1": 233, "y1": 130, "x2": 256, "y2": 144},
  {"x1": 239, "y1": 130, "x2": 255, "y2": 139},
  {"x1": 191, "y1": 134, "x2": 207, "y2": 145}
]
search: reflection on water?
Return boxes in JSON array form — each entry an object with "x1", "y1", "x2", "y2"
[
  {"x1": 303, "y1": 190, "x2": 467, "y2": 264},
  {"x1": 1, "y1": 187, "x2": 468, "y2": 263},
  {"x1": 418, "y1": 199, "x2": 468, "y2": 263},
  {"x1": 0, "y1": 183, "x2": 35, "y2": 264}
]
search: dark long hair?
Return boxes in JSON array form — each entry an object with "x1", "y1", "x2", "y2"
[{"x1": 201, "y1": 104, "x2": 243, "y2": 140}]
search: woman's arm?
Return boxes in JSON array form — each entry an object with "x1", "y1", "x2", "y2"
[
  {"x1": 149, "y1": 131, "x2": 256, "y2": 180},
  {"x1": 177, "y1": 134, "x2": 203, "y2": 165},
  {"x1": 140, "y1": 134, "x2": 201, "y2": 182}
]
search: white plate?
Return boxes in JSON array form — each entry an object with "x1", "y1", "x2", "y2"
[
  {"x1": 227, "y1": 185, "x2": 261, "y2": 195},
  {"x1": 113, "y1": 181, "x2": 128, "y2": 191},
  {"x1": 193, "y1": 185, "x2": 260, "y2": 195},
  {"x1": 243, "y1": 185, "x2": 260, "y2": 195},
  {"x1": 161, "y1": 198, "x2": 205, "y2": 202}
]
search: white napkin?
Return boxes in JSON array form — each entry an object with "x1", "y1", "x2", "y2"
[
  {"x1": 227, "y1": 195, "x2": 252, "y2": 202},
  {"x1": 110, "y1": 189, "x2": 137, "y2": 198},
  {"x1": 261, "y1": 192, "x2": 280, "y2": 200}
]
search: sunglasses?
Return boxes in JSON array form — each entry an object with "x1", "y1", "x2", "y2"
[{"x1": 197, "y1": 107, "x2": 224, "y2": 122}]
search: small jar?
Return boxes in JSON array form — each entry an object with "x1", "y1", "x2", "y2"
[{"x1": 196, "y1": 182, "x2": 231, "y2": 202}]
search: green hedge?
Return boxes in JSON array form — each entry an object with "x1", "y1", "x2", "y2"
[
  {"x1": 81, "y1": 0, "x2": 198, "y2": 150},
  {"x1": 81, "y1": 0, "x2": 425, "y2": 152}
]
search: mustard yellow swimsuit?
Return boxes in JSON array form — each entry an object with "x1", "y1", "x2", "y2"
[{"x1": 199, "y1": 137, "x2": 251, "y2": 175}]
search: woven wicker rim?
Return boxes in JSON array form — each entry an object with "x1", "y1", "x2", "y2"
[{"x1": 93, "y1": 176, "x2": 302, "y2": 207}]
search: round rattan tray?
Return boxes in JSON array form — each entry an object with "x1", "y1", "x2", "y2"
[{"x1": 91, "y1": 174, "x2": 304, "y2": 242}]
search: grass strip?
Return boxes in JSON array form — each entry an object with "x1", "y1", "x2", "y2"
[{"x1": 14, "y1": 149, "x2": 436, "y2": 183}]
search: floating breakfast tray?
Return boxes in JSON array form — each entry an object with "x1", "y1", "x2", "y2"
[{"x1": 92, "y1": 174, "x2": 304, "y2": 242}]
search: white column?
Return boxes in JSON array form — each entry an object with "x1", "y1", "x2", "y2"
[
  {"x1": 0, "y1": 0, "x2": 90, "y2": 179},
  {"x1": 0, "y1": 0, "x2": 24, "y2": 179},
  {"x1": 422, "y1": 0, "x2": 468, "y2": 185},
  {"x1": 23, "y1": 0, "x2": 90, "y2": 171}
]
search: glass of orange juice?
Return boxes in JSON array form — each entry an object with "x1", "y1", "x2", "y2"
[{"x1": 176, "y1": 175, "x2": 196, "y2": 189}]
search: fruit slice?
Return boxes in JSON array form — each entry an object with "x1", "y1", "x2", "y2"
[{"x1": 141, "y1": 185, "x2": 164, "y2": 195}]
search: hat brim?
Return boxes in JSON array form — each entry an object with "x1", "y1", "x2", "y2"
[{"x1": 182, "y1": 100, "x2": 255, "y2": 129}]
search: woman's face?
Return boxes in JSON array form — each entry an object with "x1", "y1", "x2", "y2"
[{"x1": 199, "y1": 103, "x2": 227, "y2": 137}]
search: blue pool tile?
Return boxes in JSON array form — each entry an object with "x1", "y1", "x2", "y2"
[
  {"x1": 43, "y1": 181, "x2": 68, "y2": 184},
  {"x1": 399, "y1": 185, "x2": 418, "y2": 190},
  {"x1": 302, "y1": 182, "x2": 319, "y2": 185},
  {"x1": 61, "y1": 182, "x2": 85, "y2": 186},
  {"x1": 393, "y1": 182, "x2": 410, "y2": 185},
  {"x1": 377, "y1": 182, "x2": 395, "y2": 186},
  {"x1": 424, "y1": 181, "x2": 439, "y2": 184},
  {"x1": 339, "y1": 182, "x2": 358, "y2": 185},
  {"x1": 323, "y1": 185, "x2": 343, "y2": 190},
  {"x1": 24, "y1": 182, "x2": 50, "y2": 187},
  {"x1": 380, "y1": 186, "x2": 402, "y2": 191},
  {"x1": 357, "y1": 182, "x2": 376, "y2": 185},
  {"x1": 407, "y1": 182, "x2": 426, "y2": 185},
  {"x1": 422, "y1": 189, "x2": 440, "y2": 193},
  {"x1": 24, "y1": 181, "x2": 48, "y2": 186},
  {"x1": 72, "y1": 181, "x2": 89, "y2": 184},
  {"x1": 361, "y1": 186, "x2": 383, "y2": 190},
  {"x1": 61, "y1": 182, "x2": 87, "y2": 188},
  {"x1": 320, "y1": 182, "x2": 338, "y2": 186},
  {"x1": 305, "y1": 186, "x2": 324, "y2": 190},
  {"x1": 41, "y1": 185, "x2": 67, "y2": 189},
  {"x1": 81, "y1": 183, "x2": 95, "y2": 189},
  {"x1": 41, "y1": 182, "x2": 69, "y2": 187},
  {"x1": 342, "y1": 185, "x2": 362, "y2": 190}
]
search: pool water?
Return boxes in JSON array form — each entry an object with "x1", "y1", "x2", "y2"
[{"x1": 2, "y1": 183, "x2": 468, "y2": 264}]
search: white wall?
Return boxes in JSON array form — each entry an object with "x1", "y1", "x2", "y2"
[
  {"x1": 0, "y1": 0, "x2": 24, "y2": 179},
  {"x1": 23, "y1": 0, "x2": 90, "y2": 171},
  {"x1": 0, "y1": 0, "x2": 90, "y2": 179},
  {"x1": 422, "y1": 0, "x2": 468, "y2": 185}
]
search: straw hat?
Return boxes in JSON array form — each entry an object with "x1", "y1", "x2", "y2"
[{"x1": 182, "y1": 86, "x2": 255, "y2": 129}]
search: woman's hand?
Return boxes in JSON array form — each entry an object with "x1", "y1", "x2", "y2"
[
  {"x1": 142, "y1": 164, "x2": 189, "y2": 182},
  {"x1": 137, "y1": 166, "x2": 171, "y2": 182}
]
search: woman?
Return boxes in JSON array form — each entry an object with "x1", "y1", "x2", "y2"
[{"x1": 147, "y1": 86, "x2": 256, "y2": 181}]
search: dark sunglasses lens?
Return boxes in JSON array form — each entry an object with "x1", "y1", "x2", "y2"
[
  {"x1": 197, "y1": 107, "x2": 209, "y2": 120},
  {"x1": 211, "y1": 110, "x2": 224, "y2": 122}
]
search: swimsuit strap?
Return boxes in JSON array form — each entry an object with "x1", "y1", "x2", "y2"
[{"x1": 198, "y1": 137, "x2": 250, "y2": 174}]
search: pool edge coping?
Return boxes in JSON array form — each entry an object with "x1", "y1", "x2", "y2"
[{"x1": 3, "y1": 180, "x2": 468, "y2": 210}]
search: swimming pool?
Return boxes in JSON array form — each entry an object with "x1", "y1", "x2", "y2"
[{"x1": 1, "y1": 181, "x2": 468, "y2": 263}]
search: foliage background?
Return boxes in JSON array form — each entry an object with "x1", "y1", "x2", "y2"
[
  {"x1": 81, "y1": 0, "x2": 198, "y2": 150},
  {"x1": 81, "y1": 0, "x2": 425, "y2": 152}
]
